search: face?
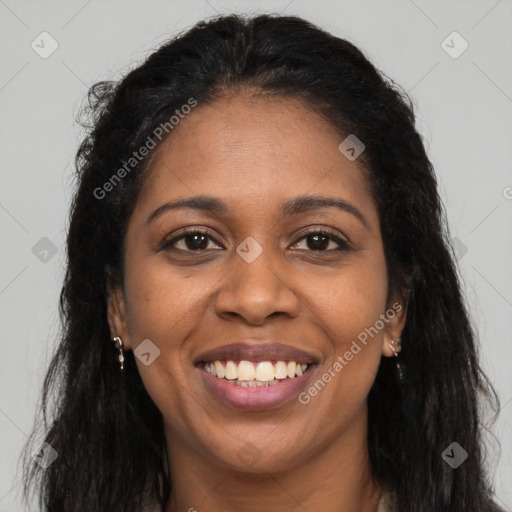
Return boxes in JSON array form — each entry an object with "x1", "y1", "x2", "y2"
[{"x1": 108, "y1": 91, "x2": 407, "y2": 474}]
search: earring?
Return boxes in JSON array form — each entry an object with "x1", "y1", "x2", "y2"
[
  {"x1": 112, "y1": 336, "x2": 125, "y2": 372},
  {"x1": 389, "y1": 337, "x2": 403, "y2": 380}
]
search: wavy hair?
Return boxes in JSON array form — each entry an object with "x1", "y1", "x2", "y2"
[{"x1": 20, "y1": 13, "x2": 504, "y2": 512}]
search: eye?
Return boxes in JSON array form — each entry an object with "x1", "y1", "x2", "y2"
[
  {"x1": 290, "y1": 229, "x2": 350, "y2": 252},
  {"x1": 161, "y1": 229, "x2": 223, "y2": 252}
]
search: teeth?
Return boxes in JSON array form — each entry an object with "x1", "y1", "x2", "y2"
[
  {"x1": 225, "y1": 361, "x2": 238, "y2": 380},
  {"x1": 255, "y1": 361, "x2": 275, "y2": 381},
  {"x1": 275, "y1": 361, "x2": 288, "y2": 379},
  {"x1": 238, "y1": 361, "x2": 255, "y2": 380},
  {"x1": 236, "y1": 379, "x2": 280, "y2": 387},
  {"x1": 214, "y1": 361, "x2": 225, "y2": 378},
  {"x1": 202, "y1": 360, "x2": 311, "y2": 382}
]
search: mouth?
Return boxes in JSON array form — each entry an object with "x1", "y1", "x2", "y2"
[
  {"x1": 198, "y1": 359, "x2": 313, "y2": 387},
  {"x1": 194, "y1": 342, "x2": 320, "y2": 410}
]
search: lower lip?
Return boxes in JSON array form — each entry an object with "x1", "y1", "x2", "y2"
[{"x1": 197, "y1": 365, "x2": 317, "y2": 410}]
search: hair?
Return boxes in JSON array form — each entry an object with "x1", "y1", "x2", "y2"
[{"x1": 19, "y1": 13, "x2": 504, "y2": 512}]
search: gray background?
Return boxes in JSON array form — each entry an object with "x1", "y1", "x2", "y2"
[{"x1": 1, "y1": 0, "x2": 511, "y2": 510}]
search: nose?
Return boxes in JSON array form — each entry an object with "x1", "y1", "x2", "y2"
[{"x1": 213, "y1": 246, "x2": 301, "y2": 325}]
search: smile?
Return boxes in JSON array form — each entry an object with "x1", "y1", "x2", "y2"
[{"x1": 200, "y1": 360, "x2": 311, "y2": 387}]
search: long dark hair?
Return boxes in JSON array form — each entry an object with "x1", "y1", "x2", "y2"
[{"x1": 19, "y1": 13, "x2": 504, "y2": 512}]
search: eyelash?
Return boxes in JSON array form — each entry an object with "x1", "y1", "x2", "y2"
[{"x1": 160, "y1": 227, "x2": 351, "y2": 254}]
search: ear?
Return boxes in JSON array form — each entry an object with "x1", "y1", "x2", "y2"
[
  {"x1": 381, "y1": 284, "x2": 410, "y2": 358},
  {"x1": 107, "y1": 285, "x2": 132, "y2": 350}
]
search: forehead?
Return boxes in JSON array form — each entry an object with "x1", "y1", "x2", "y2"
[{"x1": 134, "y1": 92, "x2": 377, "y2": 224}]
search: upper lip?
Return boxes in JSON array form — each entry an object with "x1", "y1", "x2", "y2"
[{"x1": 194, "y1": 342, "x2": 320, "y2": 365}]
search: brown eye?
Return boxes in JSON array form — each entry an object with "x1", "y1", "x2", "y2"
[
  {"x1": 290, "y1": 230, "x2": 350, "y2": 252},
  {"x1": 162, "y1": 230, "x2": 223, "y2": 252}
]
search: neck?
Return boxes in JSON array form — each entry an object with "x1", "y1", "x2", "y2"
[{"x1": 164, "y1": 406, "x2": 383, "y2": 512}]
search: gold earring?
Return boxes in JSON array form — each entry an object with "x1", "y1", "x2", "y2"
[
  {"x1": 389, "y1": 337, "x2": 403, "y2": 380},
  {"x1": 112, "y1": 336, "x2": 125, "y2": 372}
]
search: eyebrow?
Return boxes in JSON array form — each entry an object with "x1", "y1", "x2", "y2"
[{"x1": 146, "y1": 194, "x2": 369, "y2": 229}]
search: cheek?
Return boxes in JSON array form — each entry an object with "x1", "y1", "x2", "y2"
[
  {"x1": 303, "y1": 253, "x2": 388, "y2": 393},
  {"x1": 121, "y1": 258, "x2": 210, "y2": 424},
  {"x1": 123, "y1": 254, "x2": 204, "y2": 343},
  {"x1": 120, "y1": 254, "x2": 201, "y2": 389},
  {"x1": 308, "y1": 255, "x2": 388, "y2": 345}
]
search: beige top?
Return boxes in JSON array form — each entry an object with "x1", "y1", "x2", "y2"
[{"x1": 376, "y1": 487, "x2": 397, "y2": 512}]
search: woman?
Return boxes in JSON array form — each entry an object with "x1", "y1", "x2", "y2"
[{"x1": 20, "y1": 13, "x2": 505, "y2": 512}]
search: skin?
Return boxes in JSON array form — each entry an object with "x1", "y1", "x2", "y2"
[{"x1": 108, "y1": 90, "x2": 408, "y2": 512}]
